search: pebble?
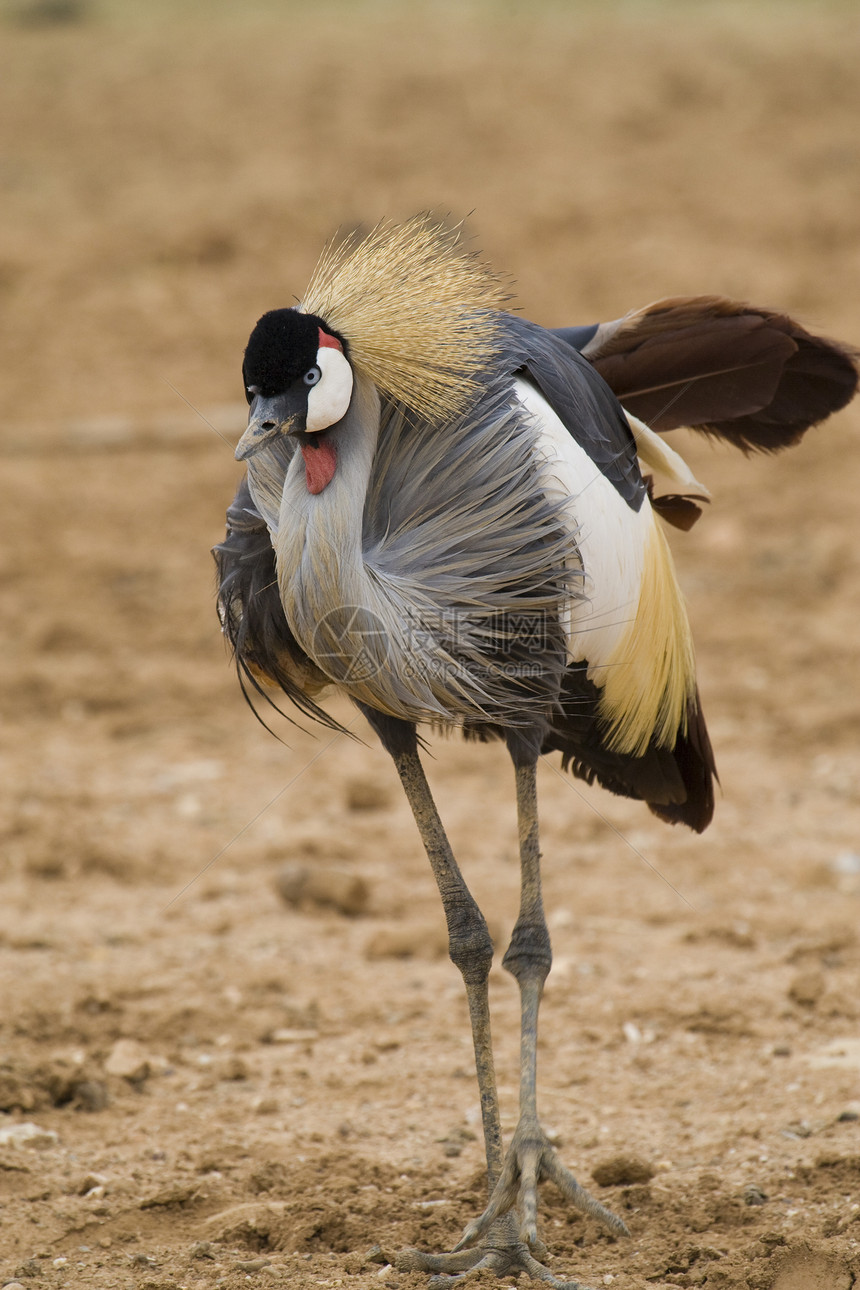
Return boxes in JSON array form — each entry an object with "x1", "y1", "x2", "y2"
[
  {"x1": 436, "y1": 1125, "x2": 477, "y2": 1158},
  {"x1": 833, "y1": 850, "x2": 860, "y2": 875},
  {"x1": 3, "y1": 1282, "x2": 27, "y2": 1289},
  {"x1": 139, "y1": 1183, "x2": 196, "y2": 1209},
  {"x1": 74, "y1": 1079, "x2": 109, "y2": 1111},
  {"x1": 235, "y1": 1257, "x2": 271, "y2": 1272},
  {"x1": 76, "y1": 1171, "x2": 110, "y2": 1195},
  {"x1": 276, "y1": 862, "x2": 370, "y2": 917},
  {"x1": 13, "y1": 1261, "x2": 41, "y2": 1280},
  {"x1": 0, "y1": 1122, "x2": 59, "y2": 1150},
  {"x1": 128, "y1": 1252, "x2": 156, "y2": 1266},
  {"x1": 788, "y1": 969, "x2": 826, "y2": 1008},
  {"x1": 217, "y1": 1055, "x2": 249, "y2": 1081},
  {"x1": 266, "y1": 1028, "x2": 318, "y2": 1044},
  {"x1": 837, "y1": 1103, "x2": 860, "y2": 1122},
  {"x1": 591, "y1": 1154, "x2": 656, "y2": 1187},
  {"x1": 253, "y1": 1096, "x2": 280, "y2": 1115},
  {"x1": 104, "y1": 1039, "x2": 151, "y2": 1082}
]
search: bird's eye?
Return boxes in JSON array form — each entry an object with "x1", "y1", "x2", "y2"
[
  {"x1": 303, "y1": 366, "x2": 322, "y2": 387},
  {"x1": 245, "y1": 386, "x2": 255, "y2": 405}
]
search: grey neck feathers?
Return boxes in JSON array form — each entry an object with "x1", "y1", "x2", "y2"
[{"x1": 246, "y1": 372, "x2": 581, "y2": 726}]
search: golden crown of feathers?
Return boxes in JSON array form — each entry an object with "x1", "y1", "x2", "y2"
[{"x1": 299, "y1": 215, "x2": 511, "y2": 424}]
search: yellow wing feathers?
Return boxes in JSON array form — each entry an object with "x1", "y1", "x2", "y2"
[{"x1": 597, "y1": 510, "x2": 696, "y2": 756}]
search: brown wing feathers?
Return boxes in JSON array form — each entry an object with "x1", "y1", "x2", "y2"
[{"x1": 585, "y1": 296, "x2": 859, "y2": 452}]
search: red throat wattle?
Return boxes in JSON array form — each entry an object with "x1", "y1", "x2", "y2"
[{"x1": 301, "y1": 439, "x2": 338, "y2": 494}]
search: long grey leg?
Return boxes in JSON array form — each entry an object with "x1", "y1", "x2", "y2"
[
  {"x1": 361, "y1": 708, "x2": 624, "y2": 1286},
  {"x1": 357, "y1": 708, "x2": 504, "y2": 1193},
  {"x1": 394, "y1": 746, "x2": 505, "y2": 1189},
  {"x1": 455, "y1": 739, "x2": 629, "y2": 1255},
  {"x1": 502, "y1": 758, "x2": 552, "y2": 1243}
]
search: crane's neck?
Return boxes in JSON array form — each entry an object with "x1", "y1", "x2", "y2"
[
  {"x1": 272, "y1": 373, "x2": 427, "y2": 716},
  {"x1": 274, "y1": 372, "x2": 380, "y2": 612}
]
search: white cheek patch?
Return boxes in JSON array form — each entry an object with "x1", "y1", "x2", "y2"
[{"x1": 306, "y1": 346, "x2": 354, "y2": 432}]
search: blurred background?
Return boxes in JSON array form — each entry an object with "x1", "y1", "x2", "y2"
[{"x1": 1, "y1": 2, "x2": 859, "y2": 1285}]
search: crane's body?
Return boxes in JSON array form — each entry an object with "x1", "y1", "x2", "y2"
[{"x1": 214, "y1": 217, "x2": 857, "y2": 1288}]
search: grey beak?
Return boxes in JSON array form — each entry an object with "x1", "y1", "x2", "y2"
[{"x1": 234, "y1": 393, "x2": 306, "y2": 461}]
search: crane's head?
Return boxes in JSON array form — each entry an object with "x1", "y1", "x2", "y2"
[{"x1": 235, "y1": 307, "x2": 353, "y2": 494}]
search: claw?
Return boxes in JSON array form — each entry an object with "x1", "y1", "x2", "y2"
[
  {"x1": 457, "y1": 1122, "x2": 628, "y2": 1251},
  {"x1": 542, "y1": 1154, "x2": 630, "y2": 1240},
  {"x1": 395, "y1": 1122, "x2": 627, "y2": 1286},
  {"x1": 396, "y1": 1247, "x2": 482, "y2": 1275},
  {"x1": 400, "y1": 1239, "x2": 598, "y2": 1290}
]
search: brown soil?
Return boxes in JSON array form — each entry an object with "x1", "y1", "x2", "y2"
[{"x1": 1, "y1": 4, "x2": 859, "y2": 1288}]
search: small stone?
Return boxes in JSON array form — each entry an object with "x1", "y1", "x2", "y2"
[
  {"x1": 235, "y1": 1258, "x2": 271, "y2": 1272},
  {"x1": 837, "y1": 1103, "x2": 860, "y2": 1122},
  {"x1": 217, "y1": 1055, "x2": 249, "y2": 1081},
  {"x1": 744, "y1": 1183, "x2": 768, "y2": 1205},
  {"x1": 788, "y1": 970, "x2": 826, "y2": 1008},
  {"x1": 73, "y1": 1079, "x2": 109, "y2": 1111},
  {"x1": 0, "y1": 1122, "x2": 59, "y2": 1150},
  {"x1": 139, "y1": 1183, "x2": 196, "y2": 1209},
  {"x1": 104, "y1": 1039, "x2": 151, "y2": 1082},
  {"x1": 190, "y1": 1241, "x2": 216, "y2": 1260},
  {"x1": 13, "y1": 1259, "x2": 42, "y2": 1279},
  {"x1": 276, "y1": 863, "x2": 370, "y2": 917},
  {"x1": 249, "y1": 1162, "x2": 289, "y2": 1194},
  {"x1": 591, "y1": 1154, "x2": 656, "y2": 1187},
  {"x1": 3, "y1": 1282, "x2": 27, "y2": 1289},
  {"x1": 253, "y1": 1096, "x2": 280, "y2": 1115},
  {"x1": 772, "y1": 1044, "x2": 792, "y2": 1057},
  {"x1": 437, "y1": 1125, "x2": 477, "y2": 1157},
  {"x1": 832, "y1": 850, "x2": 860, "y2": 875},
  {"x1": 76, "y1": 1171, "x2": 110, "y2": 1194},
  {"x1": 266, "y1": 1028, "x2": 318, "y2": 1045}
]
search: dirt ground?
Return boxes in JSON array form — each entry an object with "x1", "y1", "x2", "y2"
[{"x1": 1, "y1": 3, "x2": 860, "y2": 1288}]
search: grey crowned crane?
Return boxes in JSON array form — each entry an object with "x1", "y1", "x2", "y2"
[{"x1": 214, "y1": 217, "x2": 858, "y2": 1288}]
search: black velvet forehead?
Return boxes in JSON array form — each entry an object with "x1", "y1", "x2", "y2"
[{"x1": 242, "y1": 308, "x2": 327, "y2": 394}]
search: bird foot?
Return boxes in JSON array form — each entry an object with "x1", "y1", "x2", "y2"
[
  {"x1": 455, "y1": 1119, "x2": 629, "y2": 1251},
  {"x1": 395, "y1": 1234, "x2": 594, "y2": 1289},
  {"x1": 395, "y1": 1123, "x2": 627, "y2": 1288}
]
